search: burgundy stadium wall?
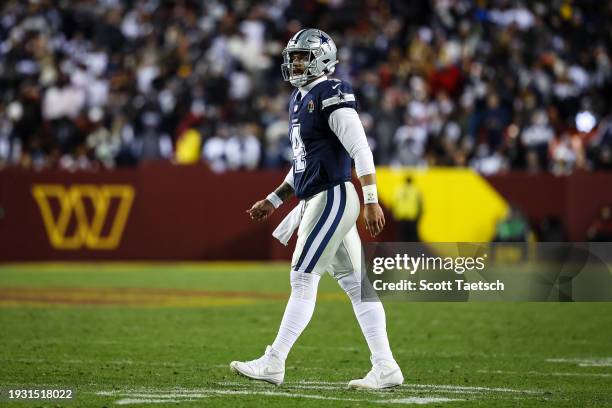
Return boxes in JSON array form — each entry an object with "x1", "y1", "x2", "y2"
[
  {"x1": 0, "y1": 163, "x2": 610, "y2": 261},
  {"x1": 486, "y1": 172, "x2": 612, "y2": 240}
]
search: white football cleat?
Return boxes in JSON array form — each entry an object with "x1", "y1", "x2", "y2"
[
  {"x1": 348, "y1": 357, "x2": 403, "y2": 390},
  {"x1": 229, "y1": 346, "x2": 285, "y2": 386}
]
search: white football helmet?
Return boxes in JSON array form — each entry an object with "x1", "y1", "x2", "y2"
[{"x1": 281, "y1": 28, "x2": 338, "y2": 87}]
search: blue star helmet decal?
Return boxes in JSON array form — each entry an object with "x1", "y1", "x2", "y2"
[{"x1": 319, "y1": 34, "x2": 329, "y2": 45}]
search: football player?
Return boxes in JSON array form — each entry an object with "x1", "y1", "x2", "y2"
[{"x1": 230, "y1": 28, "x2": 403, "y2": 390}]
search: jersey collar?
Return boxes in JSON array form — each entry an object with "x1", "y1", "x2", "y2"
[{"x1": 299, "y1": 76, "x2": 327, "y2": 98}]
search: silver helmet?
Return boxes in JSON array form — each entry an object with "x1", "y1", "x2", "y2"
[{"x1": 281, "y1": 28, "x2": 338, "y2": 87}]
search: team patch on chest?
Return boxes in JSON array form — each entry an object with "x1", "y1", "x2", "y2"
[{"x1": 293, "y1": 98, "x2": 316, "y2": 114}]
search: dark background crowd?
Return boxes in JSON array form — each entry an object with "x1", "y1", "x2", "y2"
[{"x1": 1, "y1": 0, "x2": 611, "y2": 175}]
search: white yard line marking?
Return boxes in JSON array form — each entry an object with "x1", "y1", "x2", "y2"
[
  {"x1": 382, "y1": 398, "x2": 461, "y2": 405},
  {"x1": 290, "y1": 380, "x2": 542, "y2": 394},
  {"x1": 104, "y1": 393, "x2": 210, "y2": 398},
  {"x1": 101, "y1": 388, "x2": 460, "y2": 405},
  {"x1": 546, "y1": 358, "x2": 612, "y2": 367},
  {"x1": 95, "y1": 379, "x2": 544, "y2": 396},
  {"x1": 218, "y1": 381, "x2": 486, "y2": 394},
  {"x1": 218, "y1": 380, "x2": 541, "y2": 396},
  {"x1": 98, "y1": 378, "x2": 544, "y2": 407},
  {"x1": 116, "y1": 398, "x2": 187, "y2": 405},
  {"x1": 201, "y1": 389, "x2": 459, "y2": 404},
  {"x1": 258, "y1": 384, "x2": 341, "y2": 391},
  {"x1": 479, "y1": 369, "x2": 611, "y2": 378}
]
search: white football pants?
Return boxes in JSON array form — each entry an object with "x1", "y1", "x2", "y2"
[{"x1": 272, "y1": 181, "x2": 394, "y2": 363}]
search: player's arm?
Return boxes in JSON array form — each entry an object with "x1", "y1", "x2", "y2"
[
  {"x1": 246, "y1": 168, "x2": 295, "y2": 221},
  {"x1": 328, "y1": 107, "x2": 385, "y2": 237}
]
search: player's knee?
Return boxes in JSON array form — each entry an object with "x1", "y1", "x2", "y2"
[
  {"x1": 338, "y1": 273, "x2": 361, "y2": 303},
  {"x1": 290, "y1": 270, "x2": 320, "y2": 300}
]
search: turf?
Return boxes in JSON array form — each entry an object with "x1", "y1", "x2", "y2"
[{"x1": 0, "y1": 263, "x2": 611, "y2": 407}]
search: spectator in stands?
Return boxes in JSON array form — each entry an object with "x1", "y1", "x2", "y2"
[{"x1": 0, "y1": 0, "x2": 610, "y2": 175}]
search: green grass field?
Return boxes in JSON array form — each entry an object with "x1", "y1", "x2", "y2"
[{"x1": 0, "y1": 262, "x2": 611, "y2": 407}]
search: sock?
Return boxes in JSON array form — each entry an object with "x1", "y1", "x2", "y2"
[
  {"x1": 271, "y1": 270, "x2": 321, "y2": 360},
  {"x1": 338, "y1": 273, "x2": 394, "y2": 363}
]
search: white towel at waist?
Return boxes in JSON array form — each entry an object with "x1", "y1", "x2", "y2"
[{"x1": 272, "y1": 200, "x2": 305, "y2": 246}]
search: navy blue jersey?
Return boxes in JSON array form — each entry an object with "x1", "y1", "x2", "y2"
[{"x1": 289, "y1": 78, "x2": 357, "y2": 199}]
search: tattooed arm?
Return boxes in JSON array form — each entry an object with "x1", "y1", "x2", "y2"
[
  {"x1": 246, "y1": 169, "x2": 295, "y2": 222},
  {"x1": 274, "y1": 182, "x2": 295, "y2": 202}
]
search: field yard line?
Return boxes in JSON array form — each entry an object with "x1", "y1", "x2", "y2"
[
  {"x1": 391, "y1": 384, "x2": 540, "y2": 394},
  {"x1": 295, "y1": 380, "x2": 542, "y2": 394},
  {"x1": 219, "y1": 381, "x2": 484, "y2": 394},
  {"x1": 98, "y1": 388, "x2": 326, "y2": 396},
  {"x1": 217, "y1": 380, "x2": 540, "y2": 395},
  {"x1": 384, "y1": 398, "x2": 463, "y2": 404},
  {"x1": 546, "y1": 358, "x2": 612, "y2": 367},
  {"x1": 479, "y1": 369, "x2": 612, "y2": 378},
  {"x1": 218, "y1": 382, "x2": 349, "y2": 391},
  {"x1": 100, "y1": 389, "x2": 461, "y2": 405},
  {"x1": 112, "y1": 393, "x2": 210, "y2": 398},
  {"x1": 116, "y1": 398, "x2": 186, "y2": 404}
]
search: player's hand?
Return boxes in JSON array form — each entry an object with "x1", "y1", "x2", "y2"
[
  {"x1": 246, "y1": 199, "x2": 275, "y2": 221},
  {"x1": 363, "y1": 203, "x2": 385, "y2": 237}
]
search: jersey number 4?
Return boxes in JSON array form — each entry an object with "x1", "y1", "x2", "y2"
[{"x1": 290, "y1": 124, "x2": 306, "y2": 173}]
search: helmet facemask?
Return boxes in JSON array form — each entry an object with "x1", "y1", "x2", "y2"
[{"x1": 281, "y1": 49, "x2": 319, "y2": 87}]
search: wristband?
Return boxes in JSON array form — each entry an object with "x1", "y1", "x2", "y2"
[
  {"x1": 266, "y1": 192, "x2": 283, "y2": 209},
  {"x1": 362, "y1": 184, "x2": 378, "y2": 204}
]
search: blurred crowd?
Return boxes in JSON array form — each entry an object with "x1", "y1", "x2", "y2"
[{"x1": 1, "y1": 0, "x2": 611, "y2": 174}]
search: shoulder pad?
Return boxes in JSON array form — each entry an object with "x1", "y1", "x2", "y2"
[{"x1": 319, "y1": 79, "x2": 355, "y2": 110}]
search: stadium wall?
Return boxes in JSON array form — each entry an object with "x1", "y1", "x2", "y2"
[{"x1": 0, "y1": 163, "x2": 610, "y2": 261}]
